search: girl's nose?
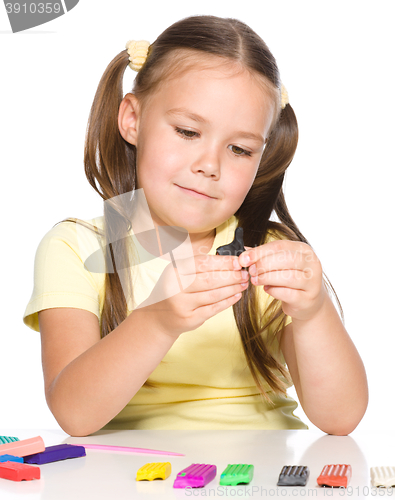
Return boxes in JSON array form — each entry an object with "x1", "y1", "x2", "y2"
[{"x1": 191, "y1": 147, "x2": 221, "y2": 178}]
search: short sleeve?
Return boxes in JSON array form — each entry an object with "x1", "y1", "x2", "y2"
[{"x1": 23, "y1": 220, "x2": 105, "y2": 332}]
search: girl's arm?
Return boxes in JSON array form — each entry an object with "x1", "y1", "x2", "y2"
[
  {"x1": 279, "y1": 293, "x2": 368, "y2": 435},
  {"x1": 239, "y1": 241, "x2": 368, "y2": 435},
  {"x1": 39, "y1": 253, "x2": 247, "y2": 437},
  {"x1": 39, "y1": 307, "x2": 177, "y2": 437}
]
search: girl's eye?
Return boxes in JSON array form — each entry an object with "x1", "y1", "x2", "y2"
[
  {"x1": 175, "y1": 128, "x2": 252, "y2": 157},
  {"x1": 229, "y1": 145, "x2": 252, "y2": 157},
  {"x1": 175, "y1": 127, "x2": 198, "y2": 139}
]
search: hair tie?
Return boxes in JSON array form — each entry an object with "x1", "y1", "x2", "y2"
[
  {"x1": 280, "y1": 84, "x2": 289, "y2": 109},
  {"x1": 125, "y1": 40, "x2": 150, "y2": 72}
]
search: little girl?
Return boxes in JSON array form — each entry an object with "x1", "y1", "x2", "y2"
[{"x1": 23, "y1": 15, "x2": 368, "y2": 436}]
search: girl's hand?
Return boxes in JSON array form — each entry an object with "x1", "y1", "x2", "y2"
[
  {"x1": 135, "y1": 254, "x2": 249, "y2": 339},
  {"x1": 239, "y1": 241, "x2": 327, "y2": 322}
]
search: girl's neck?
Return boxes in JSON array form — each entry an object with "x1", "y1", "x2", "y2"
[
  {"x1": 133, "y1": 223, "x2": 216, "y2": 261},
  {"x1": 189, "y1": 229, "x2": 216, "y2": 256}
]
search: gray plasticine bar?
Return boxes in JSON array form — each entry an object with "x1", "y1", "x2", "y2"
[{"x1": 277, "y1": 465, "x2": 310, "y2": 486}]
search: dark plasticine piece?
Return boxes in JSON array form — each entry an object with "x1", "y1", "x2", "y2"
[
  {"x1": 277, "y1": 465, "x2": 310, "y2": 486},
  {"x1": 216, "y1": 227, "x2": 246, "y2": 257}
]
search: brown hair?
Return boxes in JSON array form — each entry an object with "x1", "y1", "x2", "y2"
[{"x1": 58, "y1": 15, "x2": 342, "y2": 400}]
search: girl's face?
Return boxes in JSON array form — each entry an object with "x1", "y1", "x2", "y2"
[{"x1": 122, "y1": 61, "x2": 276, "y2": 246}]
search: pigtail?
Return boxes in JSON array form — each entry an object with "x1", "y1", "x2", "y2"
[
  {"x1": 56, "y1": 51, "x2": 158, "y2": 391},
  {"x1": 234, "y1": 103, "x2": 302, "y2": 398},
  {"x1": 82, "y1": 50, "x2": 138, "y2": 339},
  {"x1": 234, "y1": 103, "x2": 343, "y2": 400}
]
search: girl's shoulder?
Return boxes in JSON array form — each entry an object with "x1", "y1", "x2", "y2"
[
  {"x1": 49, "y1": 216, "x2": 105, "y2": 236},
  {"x1": 41, "y1": 216, "x2": 105, "y2": 248},
  {"x1": 36, "y1": 216, "x2": 106, "y2": 272},
  {"x1": 264, "y1": 222, "x2": 297, "y2": 244}
]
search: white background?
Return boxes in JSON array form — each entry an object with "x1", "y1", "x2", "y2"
[{"x1": 1, "y1": 1, "x2": 394, "y2": 433}]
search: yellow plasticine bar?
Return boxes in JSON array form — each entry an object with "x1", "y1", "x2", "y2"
[
  {"x1": 136, "y1": 462, "x2": 172, "y2": 481},
  {"x1": 0, "y1": 436, "x2": 45, "y2": 458}
]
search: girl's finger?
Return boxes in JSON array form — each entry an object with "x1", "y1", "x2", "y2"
[
  {"x1": 262, "y1": 285, "x2": 301, "y2": 306},
  {"x1": 191, "y1": 281, "x2": 249, "y2": 309},
  {"x1": 250, "y1": 252, "x2": 314, "y2": 276},
  {"x1": 250, "y1": 269, "x2": 309, "y2": 290},
  {"x1": 240, "y1": 240, "x2": 315, "y2": 268},
  {"x1": 176, "y1": 254, "x2": 239, "y2": 276}
]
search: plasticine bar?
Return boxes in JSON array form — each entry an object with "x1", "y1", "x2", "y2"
[
  {"x1": 0, "y1": 436, "x2": 45, "y2": 458},
  {"x1": 370, "y1": 466, "x2": 395, "y2": 487},
  {"x1": 136, "y1": 462, "x2": 172, "y2": 481},
  {"x1": 173, "y1": 463, "x2": 217, "y2": 488},
  {"x1": 317, "y1": 464, "x2": 352, "y2": 487},
  {"x1": 277, "y1": 465, "x2": 310, "y2": 486},
  {"x1": 0, "y1": 437, "x2": 19, "y2": 444},
  {"x1": 0, "y1": 454, "x2": 24, "y2": 463},
  {"x1": 24, "y1": 444, "x2": 86, "y2": 464},
  {"x1": 220, "y1": 464, "x2": 254, "y2": 486},
  {"x1": 0, "y1": 461, "x2": 40, "y2": 481}
]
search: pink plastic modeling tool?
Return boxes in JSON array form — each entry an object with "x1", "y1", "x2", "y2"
[{"x1": 78, "y1": 444, "x2": 184, "y2": 456}]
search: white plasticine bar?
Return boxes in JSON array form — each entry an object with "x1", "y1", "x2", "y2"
[{"x1": 371, "y1": 466, "x2": 395, "y2": 487}]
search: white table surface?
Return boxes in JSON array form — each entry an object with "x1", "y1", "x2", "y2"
[{"x1": 0, "y1": 429, "x2": 393, "y2": 499}]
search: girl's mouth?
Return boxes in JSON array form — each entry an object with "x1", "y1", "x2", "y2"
[{"x1": 176, "y1": 185, "x2": 214, "y2": 200}]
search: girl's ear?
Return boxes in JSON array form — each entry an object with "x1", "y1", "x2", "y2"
[{"x1": 118, "y1": 93, "x2": 141, "y2": 146}]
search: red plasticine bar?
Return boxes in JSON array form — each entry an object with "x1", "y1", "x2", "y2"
[
  {"x1": 0, "y1": 462, "x2": 40, "y2": 481},
  {"x1": 0, "y1": 436, "x2": 45, "y2": 458},
  {"x1": 317, "y1": 464, "x2": 352, "y2": 487}
]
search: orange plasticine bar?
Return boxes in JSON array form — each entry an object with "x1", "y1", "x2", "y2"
[
  {"x1": 0, "y1": 461, "x2": 40, "y2": 481},
  {"x1": 0, "y1": 436, "x2": 45, "y2": 458},
  {"x1": 317, "y1": 464, "x2": 352, "y2": 487}
]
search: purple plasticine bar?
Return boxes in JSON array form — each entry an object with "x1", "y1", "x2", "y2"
[
  {"x1": 24, "y1": 444, "x2": 86, "y2": 464},
  {"x1": 173, "y1": 463, "x2": 217, "y2": 488},
  {"x1": 0, "y1": 436, "x2": 45, "y2": 458}
]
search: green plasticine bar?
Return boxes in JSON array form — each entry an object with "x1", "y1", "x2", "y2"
[
  {"x1": 220, "y1": 464, "x2": 254, "y2": 486},
  {"x1": 0, "y1": 437, "x2": 19, "y2": 445}
]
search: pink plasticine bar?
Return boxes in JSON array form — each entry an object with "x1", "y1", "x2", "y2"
[
  {"x1": 0, "y1": 436, "x2": 45, "y2": 458},
  {"x1": 173, "y1": 463, "x2": 217, "y2": 488},
  {"x1": 78, "y1": 444, "x2": 184, "y2": 456}
]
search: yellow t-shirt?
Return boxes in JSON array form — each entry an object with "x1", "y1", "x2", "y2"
[{"x1": 23, "y1": 215, "x2": 307, "y2": 430}]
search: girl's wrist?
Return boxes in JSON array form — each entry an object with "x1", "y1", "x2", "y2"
[{"x1": 289, "y1": 286, "x2": 332, "y2": 328}]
